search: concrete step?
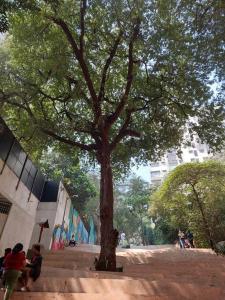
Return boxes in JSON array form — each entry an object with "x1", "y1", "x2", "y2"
[
  {"x1": 41, "y1": 267, "x2": 136, "y2": 280},
  {"x1": 43, "y1": 261, "x2": 82, "y2": 270},
  {"x1": 41, "y1": 267, "x2": 225, "y2": 286},
  {"x1": 1, "y1": 292, "x2": 167, "y2": 300},
  {"x1": 29, "y1": 277, "x2": 225, "y2": 298}
]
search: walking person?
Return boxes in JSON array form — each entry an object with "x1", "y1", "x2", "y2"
[
  {"x1": 187, "y1": 230, "x2": 195, "y2": 248},
  {"x1": 178, "y1": 230, "x2": 185, "y2": 249},
  {"x1": 120, "y1": 231, "x2": 126, "y2": 247},
  {"x1": 3, "y1": 243, "x2": 26, "y2": 300}
]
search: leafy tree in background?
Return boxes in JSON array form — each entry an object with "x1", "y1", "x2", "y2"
[
  {"x1": 38, "y1": 150, "x2": 97, "y2": 215},
  {"x1": 0, "y1": 0, "x2": 225, "y2": 269},
  {"x1": 150, "y1": 162, "x2": 225, "y2": 249},
  {"x1": 114, "y1": 176, "x2": 153, "y2": 245}
]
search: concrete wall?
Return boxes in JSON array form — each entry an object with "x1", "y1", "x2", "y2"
[
  {"x1": 29, "y1": 180, "x2": 96, "y2": 250},
  {"x1": 29, "y1": 202, "x2": 58, "y2": 250},
  {"x1": 51, "y1": 182, "x2": 90, "y2": 249},
  {"x1": 30, "y1": 182, "x2": 69, "y2": 250},
  {"x1": 0, "y1": 159, "x2": 39, "y2": 255},
  {"x1": 30, "y1": 181, "x2": 93, "y2": 250}
]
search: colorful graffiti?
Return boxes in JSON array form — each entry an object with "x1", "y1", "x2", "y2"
[
  {"x1": 51, "y1": 204, "x2": 94, "y2": 250},
  {"x1": 88, "y1": 217, "x2": 96, "y2": 244}
]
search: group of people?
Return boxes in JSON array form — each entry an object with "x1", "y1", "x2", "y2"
[
  {"x1": 0, "y1": 243, "x2": 42, "y2": 300},
  {"x1": 178, "y1": 230, "x2": 195, "y2": 249}
]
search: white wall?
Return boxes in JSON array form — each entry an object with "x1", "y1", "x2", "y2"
[
  {"x1": 29, "y1": 202, "x2": 58, "y2": 250},
  {"x1": 30, "y1": 182, "x2": 72, "y2": 250},
  {"x1": 0, "y1": 159, "x2": 39, "y2": 255}
]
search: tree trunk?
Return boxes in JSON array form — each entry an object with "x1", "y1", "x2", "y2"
[
  {"x1": 95, "y1": 146, "x2": 118, "y2": 271},
  {"x1": 93, "y1": 214, "x2": 101, "y2": 245},
  {"x1": 192, "y1": 185, "x2": 215, "y2": 249}
]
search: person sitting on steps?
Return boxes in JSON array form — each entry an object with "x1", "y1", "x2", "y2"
[
  {"x1": 0, "y1": 248, "x2": 12, "y2": 279},
  {"x1": 21, "y1": 244, "x2": 43, "y2": 292},
  {"x1": 69, "y1": 234, "x2": 77, "y2": 247}
]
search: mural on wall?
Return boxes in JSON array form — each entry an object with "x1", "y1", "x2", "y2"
[
  {"x1": 88, "y1": 217, "x2": 96, "y2": 244},
  {"x1": 51, "y1": 204, "x2": 92, "y2": 250}
]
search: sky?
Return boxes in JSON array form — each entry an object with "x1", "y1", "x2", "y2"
[{"x1": 131, "y1": 164, "x2": 151, "y2": 182}]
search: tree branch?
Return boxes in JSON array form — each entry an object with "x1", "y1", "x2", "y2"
[
  {"x1": 47, "y1": 16, "x2": 101, "y2": 123},
  {"x1": 107, "y1": 18, "x2": 140, "y2": 127},
  {"x1": 41, "y1": 128, "x2": 97, "y2": 151},
  {"x1": 110, "y1": 110, "x2": 140, "y2": 150},
  {"x1": 0, "y1": 92, "x2": 35, "y2": 119},
  {"x1": 98, "y1": 30, "x2": 123, "y2": 102},
  {"x1": 80, "y1": 0, "x2": 87, "y2": 54}
]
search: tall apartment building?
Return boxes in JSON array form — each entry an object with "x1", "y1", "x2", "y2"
[{"x1": 150, "y1": 131, "x2": 212, "y2": 186}]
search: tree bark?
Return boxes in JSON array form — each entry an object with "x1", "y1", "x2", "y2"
[
  {"x1": 95, "y1": 143, "x2": 118, "y2": 271},
  {"x1": 192, "y1": 185, "x2": 215, "y2": 249}
]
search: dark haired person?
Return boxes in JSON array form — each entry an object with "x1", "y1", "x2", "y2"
[
  {"x1": 0, "y1": 248, "x2": 11, "y2": 278},
  {"x1": 187, "y1": 230, "x2": 195, "y2": 248},
  {"x1": 3, "y1": 243, "x2": 26, "y2": 300},
  {"x1": 21, "y1": 244, "x2": 43, "y2": 291},
  {"x1": 69, "y1": 234, "x2": 77, "y2": 247}
]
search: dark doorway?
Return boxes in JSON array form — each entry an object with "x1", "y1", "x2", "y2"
[{"x1": 0, "y1": 195, "x2": 11, "y2": 238}]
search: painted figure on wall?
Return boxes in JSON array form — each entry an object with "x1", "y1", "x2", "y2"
[
  {"x1": 51, "y1": 204, "x2": 92, "y2": 250},
  {"x1": 51, "y1": 225, "x2": 62, "y2": 250}
]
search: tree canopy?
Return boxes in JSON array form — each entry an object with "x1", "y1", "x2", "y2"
[
  {"x1": 0, "y1": 0, "x2": 225, "y2": 164},
  {"x1": 149, "y1": 161, "x2": 225, "y2": 248}
]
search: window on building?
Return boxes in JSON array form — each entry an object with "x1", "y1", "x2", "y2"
[
  {"x1": 151, "y1": 162, "x2": 159, "y2": 167},
  {"x1": 0, "y1": 125, "x2": 14, "y2": 161},
  {"x1": 189, "y1": 150, "x2": 193, "y2": 154},
  {"x1": 151, "y1": 171, "x2": 160, "y2": 177},
  {"x1": 194, "y1": 150, "x2": 198, "y2": 157},
  {"x1": 191, "y1": 158, "x2": 199, "y2": 162},
  {"x1": 6, "y1": 141, "x2": 26, "y2": 177},
  {"x1": 151, "y1": 179, "x2": 162, "y2": 186},
  {"x1": 199, "y1": 149, "x2": 204, "y2": 153},
  {"x1": 32, "y1": 171, "x2": 45, "y2": 200},
  {"x1": 21, "y1": 159, "x2": 37, "y2": 190}
]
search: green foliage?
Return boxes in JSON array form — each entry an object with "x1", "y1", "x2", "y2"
[
  {"x1": 114, "y1": 176, "x2": 154, "y2": 244},
  {"x1": 150, "y1": 161, "x2": 225, "y2": 248},
  {"x1": 0, "y1": 0, "x2": 224, "y2": 169},
  {"x1": 39, "y1": 150, "x2": 97, "y2": 214},
  {"x1": 0, "y1": 1, "x2": 36, "y2": 32}
]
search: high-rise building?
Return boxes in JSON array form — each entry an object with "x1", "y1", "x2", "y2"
[{"x1": 150, "y1": 131, "x2": 212, "y2": 186}]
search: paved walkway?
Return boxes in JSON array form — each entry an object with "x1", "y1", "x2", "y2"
[{"x1": 2, "y1": 244, "x2": 225, "y2": 299}]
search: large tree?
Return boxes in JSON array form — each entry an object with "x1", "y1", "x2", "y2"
[
  {"x1": 0, "y1": 0, "x2": 225, "y2": 270},
  {"x1": 150, "y1": 162, "x2": 225, "y2": 249}
]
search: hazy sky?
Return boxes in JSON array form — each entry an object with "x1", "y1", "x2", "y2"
[{"x1": 131, "y1": 164, "x2": 151, "y2": 182}]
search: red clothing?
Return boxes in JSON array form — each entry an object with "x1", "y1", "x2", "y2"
[{"x1": 4, "y1": 252, "x2": 25, "y2": 270}]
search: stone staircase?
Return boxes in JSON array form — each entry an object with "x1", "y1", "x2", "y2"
[{"x1": 2, "y1": 245, "x2": 225, "y2": 299}]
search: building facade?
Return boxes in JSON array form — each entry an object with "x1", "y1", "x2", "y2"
[
  {"x1": 0, "y1": 118, "x2": 96, "y2": 255},
  {"x1": 150, "y1": 132, "x2": 212, "y2": 186}
]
